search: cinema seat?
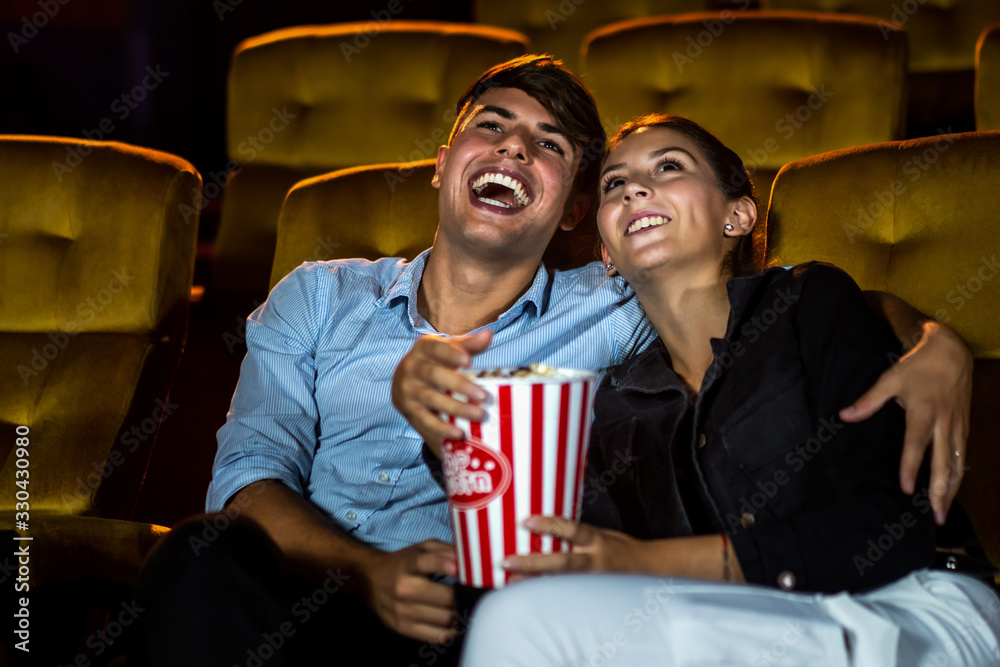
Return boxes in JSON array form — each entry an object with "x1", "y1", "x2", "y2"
[
  {"x1": 214, "y1": 22, "x2": 530, "y2": 295},
  {"x1": 0, "y1": 136, "x2": 200, "y2": 659},
  {"x1": 473, "y1": 0, "x2": 707, "y2": 73},
  {"x1": 762, "y1": 131, "x2": 1000, "y2": 571},
  {"x1": 761, "y1": 0, "x2": 1000, "y2": 135},
  {"x1": 270, "y1": 160, "x2": 440, "y2": 288},
  {"x1": 977, "y1": 23, "x2": 1000, "y2": 130},
  {"x1": 581, "y1": 11, "x2": 907, "y2": 214}
]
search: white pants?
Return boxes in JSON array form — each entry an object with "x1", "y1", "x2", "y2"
[{"x1": 460, "y1": 570, "x2": 1000, "y2": 666}]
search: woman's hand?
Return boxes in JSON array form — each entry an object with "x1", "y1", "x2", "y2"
[
  {"x1": 501, "y1": 516, "x2": 641, "y2": 576},
  {"x1": 391, "y1": 331, "x2": 492, "y2": 456},
  {"x1": 840, "y1": 321, "x2": 972, "y2": 525}
]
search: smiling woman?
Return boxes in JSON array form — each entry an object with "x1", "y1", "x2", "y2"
[{"x1": 457, "y1": 115, "x2": 1000, "y2": 667}]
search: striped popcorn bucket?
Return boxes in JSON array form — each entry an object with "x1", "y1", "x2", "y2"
[{"x1": 442, "y1": 368, "x2": 598, "y2": 589}]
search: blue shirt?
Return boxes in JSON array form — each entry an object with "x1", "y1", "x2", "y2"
[{"x1": 207, "y1": 250, "x2": 652, "y2": 552}]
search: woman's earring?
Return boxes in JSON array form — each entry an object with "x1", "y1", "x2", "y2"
[
  {"x1": 605, "y1": 263, "x2": 615, "y2": 272},
  {"x1": 724, "y1": 223, "x2": 735, "y2": 232}
]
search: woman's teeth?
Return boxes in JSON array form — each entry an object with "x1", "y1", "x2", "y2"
[{"x1": 626, "y1": 216, "x2": 668, "y2": 235}]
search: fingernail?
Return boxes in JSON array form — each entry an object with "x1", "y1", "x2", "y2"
[
  {"x1": 901, "y1": 476, "x2": 915, "y2": 494},
  {"x1": 502, "y1": 557, "x2": 518, "y2": 570},
  {"x1": 935, "y1": 510, "x2": 946, "y2": 525}
]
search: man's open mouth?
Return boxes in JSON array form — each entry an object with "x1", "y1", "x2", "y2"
[{"x1": 471, "y1": 171, "x2": 532, "y2": 209}]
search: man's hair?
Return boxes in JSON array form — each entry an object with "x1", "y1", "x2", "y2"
[
  {"x1": 451, "y1": 54, "x2": 607, "y2": 198},
  {"x1": 608, "y1": 114, "x2": 761, "y2": 278}
]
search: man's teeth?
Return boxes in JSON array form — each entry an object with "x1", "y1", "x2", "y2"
[
  {"x1": 626, "y1": 216, "x2": 668, "y2": 235},
  {"x1": 472, "y1": 172, "x2": 530, "y2": 207}
]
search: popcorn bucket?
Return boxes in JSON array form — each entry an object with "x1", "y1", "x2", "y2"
[{"x1": 442, "y1": 367, "x2": 598, "y2": 588}]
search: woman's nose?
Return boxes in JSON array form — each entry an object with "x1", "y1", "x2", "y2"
[{"x1": 623, "y1": 180, "x2": 649, "y2": 200}]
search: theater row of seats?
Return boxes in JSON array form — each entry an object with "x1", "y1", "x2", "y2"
[{"x1": 214, "y1": 16, "x2": 1000, "y2": 296}]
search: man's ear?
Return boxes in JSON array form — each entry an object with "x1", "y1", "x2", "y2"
[
  {"x1": 559, "y1": 191, "x2": 591, "y2": 232},
  {"x1": 726, "y1": 196, "x2": 757, "y2": 237},
  {"x1": 431, "y1": 145, "x2": 449, "y2": 189}
]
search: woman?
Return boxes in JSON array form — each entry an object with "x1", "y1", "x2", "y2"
[{"x1": 458, "y1": 115, "x2": 1000, "y2": 666}]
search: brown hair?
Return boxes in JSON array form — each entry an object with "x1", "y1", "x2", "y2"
[
  {"x1": 607, "y1": 114, "x2": 761, "y2": 278},
  {"x1": 452, "y1": 55, "x2": 606, "y2": 200}
]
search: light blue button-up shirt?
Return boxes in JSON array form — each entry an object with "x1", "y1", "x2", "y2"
[{"x1": 207, "y1": 250, "x2": 652, "y2": 552}]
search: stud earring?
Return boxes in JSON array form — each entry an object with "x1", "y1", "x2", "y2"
[
  {"x1": 605, "y1": 263, "x2": 615, "y2": 272},
  {"x1": 724, "y1": 223, "x2": 735, "y2": 232}
]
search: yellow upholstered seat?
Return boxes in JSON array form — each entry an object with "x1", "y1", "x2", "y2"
[
  {"x1": 270, "y1": 160, "x2": 440, "y2": 289},
  {"x1": 581, "y1": 11, "x2": 907, "y2": 212},
  {"x1": 215, "y1": 22, "x2": 530, "y2": 294},
  {"x1": 0, "y1": 135, "x2": 200, "y2": 657},
  {"x1": 977, "y1": 23, "x2": 1000, "y2": 130},
  {"x1": 473, "y1": 0, "x2": 708, "y2": 73},
  {"x1": 761, "y1": 0, "x2": 1000, "y2": 134},
  {"x1": 763, "y1": 131, "x2": 1000, "y2": 567}
]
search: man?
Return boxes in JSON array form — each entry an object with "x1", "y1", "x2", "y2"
[{"x1": 133, "y1": 55, "x2": 971, "y2": 665}]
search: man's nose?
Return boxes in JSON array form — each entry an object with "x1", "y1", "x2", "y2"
[{"x1": 496, "y1": 131, "x2": 527, "y2": 161}]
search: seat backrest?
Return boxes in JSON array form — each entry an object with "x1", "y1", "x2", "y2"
[
  {"x1": 977, "y1": 22, "x2": 1000, "y2": 130},
  {"x1": 473, "y1": 0, "x2": 707, "y2": 73},
  {"x1": 761, "y1": 0, "x2": 1000, "y2": 75},
  {"x1": 270, "y1": 160, "x2": 440, "y2": 289},
  {"x1": 581, "y1": 11, "x2": 907, "y2": 208},
  {"x1": 214, "y1": 21, "x2": 530, "y2": 294},
  {"x1": 764, "y1": 131, "x2": 1000, "y2": 564},
  {"x1": 0, "y1": 136, "x2": 201, "y2": 519}
]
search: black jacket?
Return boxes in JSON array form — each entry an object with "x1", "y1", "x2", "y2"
[{"x1": 581, "y1": 262, "x2": 935, "y2": 594}]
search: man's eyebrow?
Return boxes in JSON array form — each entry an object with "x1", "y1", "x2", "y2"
[
  {"x1": 476, "y1": 105, "x2": 516, "y2": 121},
  {"x1": 537, "y1": 122, "x2": 572, "y2": 145},
  {"x1": 475, "y1": 106, "x2": 573, "y2": 148},
  {"x1": 600, "y1": 146, "x2": 699, "y2": 179}
]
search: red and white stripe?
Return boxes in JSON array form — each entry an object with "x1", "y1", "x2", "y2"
[{"x1": 448, "y1": 376, "x2": 595, "y2": 588}]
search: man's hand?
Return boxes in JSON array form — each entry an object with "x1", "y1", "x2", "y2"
[
  {"x1": 501, "y1": 516, "x2": 639, "y2": 577},
  {"x1": 360, "y1": 539, "x2": 459, "y2": 644},
  {"x1": 840, "y1": 321, "x2": 972, "y2": 525},
  {"x1": 392, "y1": 331, "x2": 493, "y2": 455}
]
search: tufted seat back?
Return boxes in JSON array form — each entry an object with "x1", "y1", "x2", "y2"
[
  {"x1": 762, "y1": 0, "x2": 1000, "y2": 133},
  {"x1": 764, "y1": 131, "x2": 1000, "y2": 566},
  {"x1": 581, "y1": 11, "x2": 907, "y2": 211}
]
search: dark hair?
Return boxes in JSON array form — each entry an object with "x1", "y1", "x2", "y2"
[
  {"x1": 452, "y1": 55, "x2": 607, "y2": 200},
  {"x1": 606, "y1": 114, "x2": 761, "y2": 278}
]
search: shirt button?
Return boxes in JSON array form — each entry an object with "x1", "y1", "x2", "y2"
[
  {"x1": 697, "y1": 434, "x2": 707, "y2": 449},
  {"x1": 378, "y1": 472, "x2": 390, "y2": 483},
  {"x1": 778, "y1": 571, "x2": 796, "y2": 590},
  {"x1": 740, "y1": 512, "x2": 755, "y2": 528},
  {"x1": 345, "y1": 510, "x2": 357, "y2": 522}
]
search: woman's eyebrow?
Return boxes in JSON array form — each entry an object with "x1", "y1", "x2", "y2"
[
  {"x1": 601, "y1": 145, "x2": 701, "y2": 179},
  {"x1": 600, "y1": 161, "x2": 626, "y2": 179},
  {"x1": 649, "y1": 146, "x2": 699, "y2": 163}
]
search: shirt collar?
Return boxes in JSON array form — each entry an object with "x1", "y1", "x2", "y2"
[
  {"x1": 609, "y1": 266, "x2": 789, "y2": 394},
  {"x1": 376, "y1": 248, "x2": 549, "y2": 328}
]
